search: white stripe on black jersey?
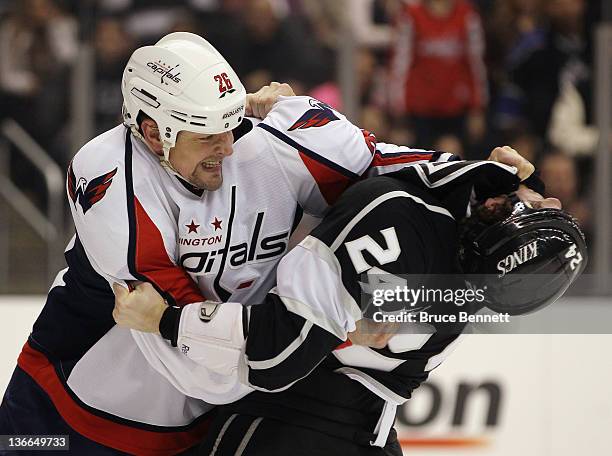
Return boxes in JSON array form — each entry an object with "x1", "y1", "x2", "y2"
[
  {"x1": 241, "y1": 161, "x2": 522, "y2": 397},
  {"x1": 243, "y1": 174, "x2": 464, "y2": 397},
  {"x1": 163, "y1": 160, "x2": 521, "y2": 401}
]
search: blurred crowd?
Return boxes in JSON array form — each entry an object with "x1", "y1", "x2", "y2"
[{"x1": 0, "y1": 0, "x2": 603, "y2": 241}]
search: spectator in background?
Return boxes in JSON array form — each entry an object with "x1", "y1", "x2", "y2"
[
  {"x1": 548, "y1": 70, "x2": 598, "y2": 157},
  {"x1": 303, "y1": 0, "x2": 409, "y2": 146},
  {"x1": 299, "y1": 0, "x2": 343, "y2": 52},
  {"x1": 510, "y1": 0, "x2": 590, "y2": 138},
  {"x1": 0, "y1": 1, "x2": 11, "y2": 16},
  {"x1": 486, "y1": 0, "x2": 546, "y2": 133},
  {"x1": 93, "y1": 17, "x2": 134, "y2": 134},
  {"x1": 348, "y1": 0, "x2": 393, "y2": 49},
  {"x1": 508, "y1": 131, "x2": 540, "y2": 165},
  {"x1": 355, "y1": 48, "x2": 408, "y2": 144},
  {"x1": 388, "y1": 0, "x2": 488, "y2": 151},
  {"x1": 0, "y1": 0, "x2": 77, "y2": 156},
  {"x1": 0, "y1": 0, "x2": 77, "y2": 204},
  {"x1": 235, "y1": 0, "x2": 329, "y2": 94},
  {"x1": 119, "y1": 1, "x2": 189, "y2": 44},
  {"x1": 169, "y1": 10, "x2": 201, "y2": 35},
  {"x1": 434, "y1": 133, "x2": 464, "y2": 157},
  {"x1": 300, "y1": 0, "x2": 396, "y2": 52},
  {"x1": 310, "y1": 48, "x2": 386, "y2": 117},
  {"x1": 191, "y1": 0, "x2": 246, "y2": 70},
  {"x1": 539, "y1": 152, "x2": 591, "y2": 238}
]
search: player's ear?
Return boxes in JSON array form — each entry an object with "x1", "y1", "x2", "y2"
[{"x1": 141, "y1": 119, "x2": 163, "y2": 155}]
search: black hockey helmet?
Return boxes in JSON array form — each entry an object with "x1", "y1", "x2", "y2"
[{"x1": 459, "y1": 201, "x2": 587, "y2": 315}]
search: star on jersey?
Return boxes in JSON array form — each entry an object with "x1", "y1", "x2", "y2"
[
  {"x1": 186, "y1": 220, "x2": 200, "y2": 234},
  {"x1": 211, "y1": 217, "x2": 223, "y2": 231}
]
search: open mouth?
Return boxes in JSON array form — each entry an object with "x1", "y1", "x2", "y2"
[{"x1": 201, "y1": 160, "x2": 222, "y2": 170}]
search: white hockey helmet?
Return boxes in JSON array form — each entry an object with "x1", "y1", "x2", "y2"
[{"x1": 122, "y1": 32, "x2": 246, "y2": 161}]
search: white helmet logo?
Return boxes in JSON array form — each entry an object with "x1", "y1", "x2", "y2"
[{"x1": 146, "y1": 60, "x2": 182, "y2": 85}]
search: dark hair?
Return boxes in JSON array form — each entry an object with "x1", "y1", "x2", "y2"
[{"x1": 458, "y1": 195, "x2": 514, "y2": 252}]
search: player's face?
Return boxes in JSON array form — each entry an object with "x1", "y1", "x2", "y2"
[{"x1": 169, "y1": 130, "x2": 234, "y2": 190}]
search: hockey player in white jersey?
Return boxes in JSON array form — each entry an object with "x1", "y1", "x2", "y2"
[
  {"x1": 0, "y1": 32, "x2": 455, "y2": 455},
  {"x1": 113, "y1": 155, "x2": 586, "y2": 455}
]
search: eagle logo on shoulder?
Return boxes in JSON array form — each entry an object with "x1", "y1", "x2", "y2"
[
  {"x1": 288, "y1": 99, "x2": 339, "y2": 131},
  {"x1": 68, "y1": 164, "x2": 118, "y2": 214}
]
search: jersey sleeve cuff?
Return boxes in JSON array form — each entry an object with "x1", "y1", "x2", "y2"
[
  {"x1": 521, "y1": 170, "x2": 546, "y2": 195},
  {"x1": 159, "y1": 305, "x2": 183, "y2": 346}
]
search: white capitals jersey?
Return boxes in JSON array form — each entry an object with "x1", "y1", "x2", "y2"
[{"x1": 19, "y1": 96, "x2": 453, "y2": 455}]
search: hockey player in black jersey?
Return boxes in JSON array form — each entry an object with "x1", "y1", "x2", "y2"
[{"x1": 113, "y1": 154, "x2": 586, "y2": 455}]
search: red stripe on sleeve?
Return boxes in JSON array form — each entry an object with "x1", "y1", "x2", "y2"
[
  {"x1": 335, "y1": 340, "x2": 353, "y2": 350},
  {"x1": 134, "y1": 197, "x2": 205, "y2": 305},
  {"x1": 18, "y1": 342, "x2": 212, "y2": 456},
  {"x1": 371, "y1": 153, "x2": 434, "y2": 168},
  {"x1": 298, "y1": 151, "x2": 354, "y2": 205},
  {"x1": 361, "y1": 129, "x2": 377, "y2": 155}
]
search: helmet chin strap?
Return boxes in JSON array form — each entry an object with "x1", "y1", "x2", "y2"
[
  {"x1": 131, "y1": 125, "x2": 181, "y2": 178},
  {"x1": 131, "y1": 125, "x2": 205, "y2": 190},
  {"x1": 162, "y1": 140, "x2": 172, "y2": 163},
  {"x1": 159, "y1": 140, "x2": 184, "y2": 180}
]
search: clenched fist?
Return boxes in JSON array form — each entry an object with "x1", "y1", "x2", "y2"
[
  {"x1": 348, "y1": 318, "x2": 400, "y2": 349},
  {"x1": 488, "y1": 146, "x2": 535, "y2": 181},
  {"x1": 112, "y1": 282, "x2": 167, "y2": 333},
  {"x1": 246, "y1": 82, "x2": 295, "y2": 118}
]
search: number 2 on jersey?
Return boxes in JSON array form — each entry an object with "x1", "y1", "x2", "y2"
[{"x1": 344, "y1": 227, "x2": 401, "y2": 274}]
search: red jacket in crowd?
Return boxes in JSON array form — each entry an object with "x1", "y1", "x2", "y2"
[{"x1": 389, "y1": 0, "x2": 488, "y2": 117}]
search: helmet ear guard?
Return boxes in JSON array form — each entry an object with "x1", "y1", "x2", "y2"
[{"x1": 459, "y1": 205, "x2": 588, "y2": 315}]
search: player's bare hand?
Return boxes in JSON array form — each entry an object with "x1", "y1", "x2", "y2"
[
  {"x1": 112, "y1": 282, "x2": 167, "y2": 333},
  {"x1": 488, "y1": 146, "x2": 535, "y2": 181},
  {"x1": 348, "y1": 319, "x2": 400, "y2": 349},
  {"x1": 245, "y1": 82, "x2": 295, "y2": 118}
]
